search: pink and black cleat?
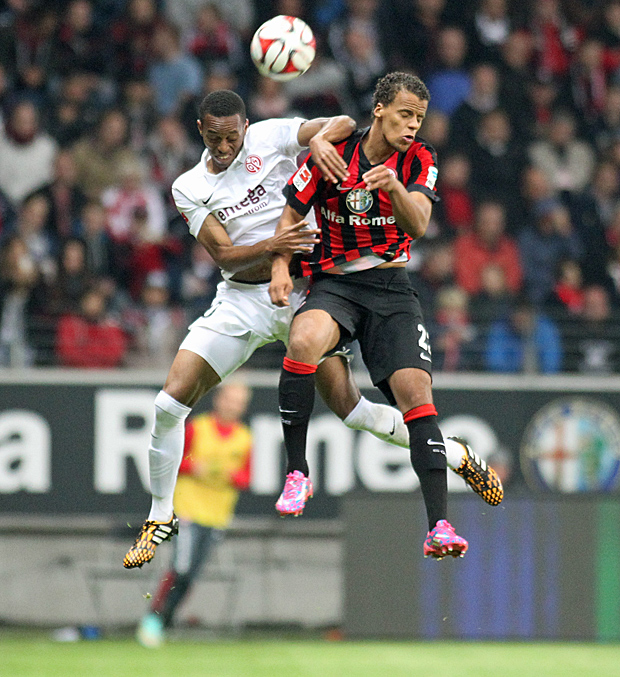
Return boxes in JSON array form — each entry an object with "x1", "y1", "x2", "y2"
[
  {"x1": 423, "y1": 519, "x2": 468, "y2": 560},
  {"x1": 275, "y1": 470, "x2": 314, "y2": 517}
]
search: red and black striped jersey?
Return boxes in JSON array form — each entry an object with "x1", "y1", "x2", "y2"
[{"x1": 284, "y1": 127, "x2": 439, "y2": 276}]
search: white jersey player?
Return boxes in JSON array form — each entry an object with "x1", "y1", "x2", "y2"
[{"x1": 123, "y1": 90, "x2": 413, "y2": 570}]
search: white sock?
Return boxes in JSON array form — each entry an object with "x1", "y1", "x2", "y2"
[
  {"x1": 344, "y1": 397, "x2": 466, "y2": 470},
  {"x1": 147, "y1": 390, "x2": 191, "y2": 522},
  {"x1": 343, "y1": 396, "x2": 409, "y2": 448},
  {"x1": 444, "y1": 437, "x2": 466, "y2": 470}
]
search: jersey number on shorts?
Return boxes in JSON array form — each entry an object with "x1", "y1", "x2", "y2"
[{"x1": 417, "y1": 323, "x2": 432, "y2": 362}]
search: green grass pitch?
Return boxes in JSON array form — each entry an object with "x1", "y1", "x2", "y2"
[{"x1": 3, "y1": 635, "x2": 618, "y2": 677}]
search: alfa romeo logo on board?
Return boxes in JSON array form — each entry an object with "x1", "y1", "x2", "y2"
[
  {"x1": 245, "y1": 155, "x2": 263, "y2": 173},
  {"x1": 520, "y1": 398, "x2": 620, "y2": 492},
  {"x1": 346, "y1": 188, "x2": 373, "y2": 214}
]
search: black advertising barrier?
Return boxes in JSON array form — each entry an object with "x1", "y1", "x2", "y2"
[{"x1": 1, "y1": 370, "x2": 620, "y2": 516}]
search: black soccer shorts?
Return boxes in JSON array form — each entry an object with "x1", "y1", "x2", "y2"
[{"x1": 296, "y1": 267, "x2": 433, "y2": 404}]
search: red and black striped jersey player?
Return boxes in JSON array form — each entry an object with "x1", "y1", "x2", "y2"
[{"x1": 270, "y1": 72, "x2": 503, "y2": 559}]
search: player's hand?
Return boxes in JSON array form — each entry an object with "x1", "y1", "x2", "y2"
[
  {"x1": 269, "y1": 269, "x2": 294, "y2": 307},
  {"x1": 269, "y1": 219, "x2": 320, "y2": 255},
  {"x1": 363, "y1": 165, "x2": 399, "y2": 192},
  {"x1": 309, "y1": 135, "x2": 350, "y2": 183}
]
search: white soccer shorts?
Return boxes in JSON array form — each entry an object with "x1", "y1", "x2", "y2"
[{"x1": 179, "y1": 278, "x2": 309, "y2": 379}]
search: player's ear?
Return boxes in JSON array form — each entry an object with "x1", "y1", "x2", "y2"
[
  {"x1": 244, "y1": 119, "x2": 249, "y2": 132},
  {"x1": 373, "y1": 103, "x2": 384, "y2": 119},
  {"x1": 197, "y1": 119, "x2": 203, "y2": 134}
]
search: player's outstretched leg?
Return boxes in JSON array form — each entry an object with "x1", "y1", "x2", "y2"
[
  {"x1": 276, "y1": 356, "x2": 318, "y2": 517},
  {"x1": 423, "y1": 520, "x2": 469, "y2": 560},
  {"x1": 447, "y1": 437, "x2": 504, "y2": 506},
  {"x1": 123, "y1": 515, "x2": 179, "y2": 569},
  {"x1": 350, "y1": 405, "x2": 504, "y2": 506}
]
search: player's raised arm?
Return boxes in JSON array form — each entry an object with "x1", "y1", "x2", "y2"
[
  {"x1": 269, "y1": 204, "x2": 307, "y2": 307},
  {"x1": 298, "y1": 116, "x2": 355, "y2": 184},
  {"x1": 196, "y1": 212, "x2": 319, "y2": 274}
]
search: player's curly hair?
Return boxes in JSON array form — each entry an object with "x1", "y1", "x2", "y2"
[
  {"x1": 198, "y1": 90, "x2": 246, "y2": 122},
  {"x1": 372, "y1": 72, "x2": 430, "y2": 113}
]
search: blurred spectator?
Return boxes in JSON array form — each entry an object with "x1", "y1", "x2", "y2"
[
  {"x1": 166, "y1": 0, "x2": 254, "y2": 37},
  {"x1": 33, "y1": 149, "x2": 88, "y2": 241},
  {"x1": 431, "y1": 285, "x2": 476, "y2": 371},
  {"x1": 46, "y1": 71, "x2": 101, "y2": 146},
  {"x1": 0, "y1": 99, "x2": 58, "y2": 207},
  {"x1": 378, "y1": 0, "x2": 447, "y2": 75},
  {"x1": 45, "y1": 236, "x2": 95, "y2": 317},
  {"x1": 469, "y1": 108, "x2": 527, "y2": 226},
  {"x1": 546, "y1": 258, "x2": 586, "y2": 320},
  {"x1": 148, "y1": 22, "x2": 203, "y2": 117},
  {"x1": 180, "y1": 240, "x2": 221, "y2": 321},
  {"x1": 51, "y1": 0, "x2": 110, "y2": 77},
  {"x1": 529, "y1": 0, "x2": 579, "y2": 83},
  {"x1": 467, "y1": 0, "x2": 512, "y2": 66},
  {"x1": 4, "y1": 5, "x2": 57, "y2": 102},
  {"x1": 185, "y1": 2, "x2": 243, "y2": 73},
  {"x1": 76, "y1": 200, "x2": 116, "y2": 280},
  {"x1": 101, "y1": 158, "x2": 167, "y2": 244},
  {"x1": 592, "y1": 0, "x2": 620, "y2": 67},
  {"x1": 484, "y1": 295, "x2": 562, "y2": 373},
  {"x1": 72, "y1": 108, "x2": 141, "y2": 199},
  {"x1": 469, "y1": 262, "x2": 515, "y2": 335},
  {"x1": 453, "y1": 200, "x2": 522, "y2": 296},
  {"x1": 13, "y1": 192, "x2": 56, "y2": 281},
  {"x1": 281, "y1": 43, "x2": 346, "y2": 119},
  {"x1": 427, "y1": 26, "x2": 471, "y2": 117},
  {"x1": 114, "y1": 204, "x2": 181, "y2": 300},
  {"x1": 448, "y1": 62, "x2": 501, "y2": 153},
  {"x1": 56, "y1": 284, "x2": 128, "y2": 368},
  {"x1": 338, "y1": 12, "x2": 386, "y2": 119},
  {"x1": 570, "y1": 160, "x2": 619, "y2": 286},
  {"x1": 562, "y1": 284, "x2": 620, "y2": 373},
  {"x1": 124, "y1": 270, "x2": 186, "y2": 368},
  {"x1": 248, "y1": 77, "x2": 294, "y2": 121},
  {"x1": 590, "y1": 84, "x2": 620, "y2": 152},
  {"x1": 110, "y1": 0, "x2": 166, "y2": 82},
  {"x1": 434, "y1": 153, "x2": 475, "y2": 234},
  {"x1": 0, "y1": 234, "x2": 40, "y2": 366},
  {"x1": 147, "y1": 116, "x2": 199, "y2": 199},
  {"x1": 518, "y1": 199, "x2": 583, "y2": 305},
  {"x1": 528, "y1": 75, "x2": 564, "y2": 138},
  {"x1": 498, "y1": 30, "x2": 535, "y2": 141},
  {"x1": 419, "y1": 108, "x2": 449, "y2": 157},
  {"x1": 569, "y1": 38, "x2": 608, "y2": 131},
  {"x1": 529, "y1": 110, "x2": 596, "y2": 198},
  {"x1": 408, "y1": 237, "x2": 455, "y2": 313},
  {"x1": 326, "y1": 0, "x2": 384, "y2": 118},
  {"x1": 120, "y1": 75, "x2": 158, "y2": 154}
]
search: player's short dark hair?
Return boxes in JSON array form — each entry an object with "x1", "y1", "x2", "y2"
[
  {"x1": 372, "y1": 72, "x2": 430, "y2": 112},
  {"x1": 198, "y1": 90, "x2": 246, "y2": 122}
]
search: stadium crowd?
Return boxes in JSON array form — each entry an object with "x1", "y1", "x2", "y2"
[{"x1": 1, "y1": 0, "x2": 620, "y2": 373}]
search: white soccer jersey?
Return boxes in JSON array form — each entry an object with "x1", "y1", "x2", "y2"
[{"x1": 172, "y1": 117, "x2": 306, "y2": 279}]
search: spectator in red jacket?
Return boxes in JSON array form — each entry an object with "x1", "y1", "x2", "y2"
[
  {"x1": 55, "y1": 284, "x2": 127, "y2": 367},
  {"x1": 454, "y1": 200, "x2": 523, "y2": 295}
]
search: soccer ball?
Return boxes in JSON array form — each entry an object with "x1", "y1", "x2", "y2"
[{"x1": 250, "y1": 15, "x2": 316, "y2": 82}]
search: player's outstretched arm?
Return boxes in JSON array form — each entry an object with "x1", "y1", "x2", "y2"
[
  {"x1": 269, "y1": 205, "x2": 308, "y2": 307},
  {"x1": 196, "y1": 212, "x2": 319, "y2": 274},
  {"x1": 298, "y1": 116, "x2": 355, "y2": 184},
  {"x1": 362, "y1": 166, "x2": 432, "y2": 240}
]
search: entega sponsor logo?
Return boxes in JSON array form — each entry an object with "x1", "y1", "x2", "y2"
[
  {"x1": 217, "y1": 185, "x2": 267, "y2": 222},
  {"x1": 320, "y1": 206, "x2": 396, "y2": 227}
]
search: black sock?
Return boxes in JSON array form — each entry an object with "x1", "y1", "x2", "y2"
[
  {"x1": 406, "y1": 415, "x2": 447, "y2": 530},
  {"x1": 279, "y1": 364, "x2": 316, "y2": 476}
]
